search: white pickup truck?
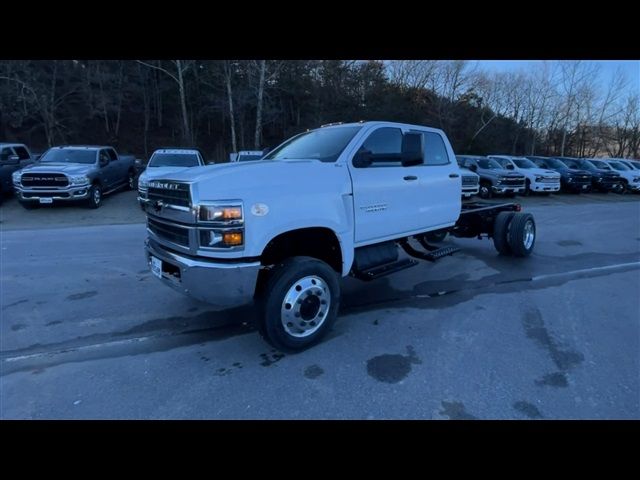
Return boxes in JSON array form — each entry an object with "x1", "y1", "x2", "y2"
[{"x1": 143, "y1": 121, "x2": 537, "y2": 350}]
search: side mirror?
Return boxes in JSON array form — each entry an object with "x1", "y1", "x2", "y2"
[
  {"x1": 3, "y1": 154, "x2": 20, "y2": 165},
  {"x1": 506, "y1": 164, "x2": 515, "y2": 170},
  {"x1": 469, "y1": 164, "x2": 478, "y2": 172},
  {"x1": 353, "y1": 149, "x2": 373, "y2": 168},
  {"x1": 401, "y1": 132, "x2": 423, "y2": 167}
]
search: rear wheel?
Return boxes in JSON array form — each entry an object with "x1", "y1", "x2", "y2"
[
  {"x1": 493, "y1": 211, "x2": 515, "y2": 255},
  {"x1": 615, "y1": 181, "x2": 627, "y2": 194},
  {"x1": 507, "y1": 213, "x2": 536, "y2": 257},
  {"x1": 259, "y1": 256, "x2": 340, "y2": 352}
]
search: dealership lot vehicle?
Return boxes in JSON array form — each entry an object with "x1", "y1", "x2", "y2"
[
  {"x1": 528, "y1": 156, "x2": 592, "y2": 193},
  {"x1": 456, "y1": 155, "x2": 526, "y2": 198},
  {"x1": 597, "y1": 159, "x2": 640, "y2": 194},
  {"x1": 138, "y1": 148, "x2": 206, "y2": 208},
  {"x1": 12, "y1": 146, "x2": 137, "y2": 209},
  {"x1": 460, "y1": 167, "x2": 480, "y2": 198},
  {"x1": 489, "y1": 155, "x2": 560, "y2": 195},
  {"x1": 0, "y1": 143, "x2": 37, "y2": 204},
  {"x1": 143, "y1": 122, "x2": 538, "y2": 351},
  {"x1": 230, "y1": 150, "x2": 265, "y2": 162},
  {"x1": 560, "y1": 158, "x2": 622, "y2": 193}
]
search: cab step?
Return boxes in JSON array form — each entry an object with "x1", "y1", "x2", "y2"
[
  {"x1": 353, "y1": 258, "x2": 418, "y2": 281},
  {"x1": 399, "y1": 239, "x2": 460, "y2": 262}
]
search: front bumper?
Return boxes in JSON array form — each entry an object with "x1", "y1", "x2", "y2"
[
  {"x1": 462, "y1": 186, "x2": 479, "y2": 197},
  {"x1": 14, "y1": 185, "x2": 90, "y2": 202},
  {"x1": 492, "y1": 185, "x2": 524, "y2": 194},
  {"x1": 145, "y1": 238, "x2": 260, "y2": 310},
  {"x1": 530, "y1": 182, "x2": 560, "y2": 192}
]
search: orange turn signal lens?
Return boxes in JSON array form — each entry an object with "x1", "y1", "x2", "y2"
[{"x1": 223, "y1": 232, "x2": 243, "y2": 246}]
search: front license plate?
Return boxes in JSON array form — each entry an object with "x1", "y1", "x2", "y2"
[
  {"x1": 150, "y1": 256, "x2": 162, "y2": 279},
  {"x1": 39, "y1": 197, "x2": 53, "y2": 204}
]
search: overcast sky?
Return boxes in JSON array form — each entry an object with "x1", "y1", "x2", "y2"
[{"x1": 475, "y1": 60, "x2": 639, "y2": 94}]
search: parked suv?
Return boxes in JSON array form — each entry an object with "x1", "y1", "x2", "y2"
[
  {"x1": 527, "y1": 156, "x2": 592, "y2": 193},
  {"x1": 12, "y1": 145, "x2": 136, "y2": 209},
  {"x1": 456, "y1": 155, "x2": 525, "y2": 198},
  {"x1": 489, "y1": 155, "x2": 560, "y2": 195},
  {"x1": 138, "y1": 148, "x2": 206, "y2": 208},
  {"x1": 0, "y1": 143, "x2": 37, "y2": 204},
  {"x1": 561, "y1": 158, "x2": 622, "y2": 193}
]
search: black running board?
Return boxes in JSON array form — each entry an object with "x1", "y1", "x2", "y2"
[
  {"x1": 399, "y1": 239, "x2": 460, "y2": 262},
  {"x1": 352, "y1": 258, "x2": 418, "y2": 281}
]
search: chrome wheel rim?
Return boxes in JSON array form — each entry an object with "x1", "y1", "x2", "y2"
[
  {"x1": 128, "y1": 174, "x2": 135, "y2": 189},
  {"x1": 281, "y1": 275, "x2": 330, "y2": 338},
  {"x1": 93, "y1": 188, "x2": 101, "y2": 204},
  {"x1": 523, "y1": 220, "x2": 535, "y2": 249},
  {"x1": 480, "y1": 186, "x2": 489, "y2": 197}
]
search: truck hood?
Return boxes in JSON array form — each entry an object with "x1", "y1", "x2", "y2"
[
  {"x1": 19, "y1": 163, "x2": 94, "y2": 175},
  {"x1": 140, "y1": 166, "x2": 197, "y2": 181},
  {"x1": 155, "y1": 159, "x2": 349, "y2": 200},
  {"x1": 563, "y1": 169, "x2": 592, "y2": 177},
  {"x1": 522, "y1": 167, "x2": 560, "y2": 177},
  {"x1": 479, "y1": 169, "x2": 525, "y2": 177}
]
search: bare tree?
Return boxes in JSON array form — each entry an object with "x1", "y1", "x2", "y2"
[{"x1": 137, "y1": 60, "x2": 193, "y2": 143}]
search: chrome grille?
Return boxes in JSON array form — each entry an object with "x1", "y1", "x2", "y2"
[
  {"x1": 21, "y1": 173, "x2": 69, "y2": 188},
  {"x1": 462, "y1": 175, "x2": 479, "y2": 186},
  {"x1": 500, "y1": 177, "x2": 525, "y2": 186},
  {"x1": 147, "y1": 218, "x2": 190, "y2": 248},
  {"x1": 146, "y1": 181, "x2": 191, "y2": 207}
]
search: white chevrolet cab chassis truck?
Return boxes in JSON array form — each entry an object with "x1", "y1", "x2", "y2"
[{"x1": 143, "y1": 121, "x2": 536, "y2": 351}]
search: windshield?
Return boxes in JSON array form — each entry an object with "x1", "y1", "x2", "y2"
[
  {"x1": 559, "y1": 158, "x2": 582, "y2": 169},
  {"x1": 40, "y1": 149, "x2": 96, "y2": 164},
  {"x1": 264, "y1": 126, "x2": 362, "y2": 163},
  {"x1": 237, "y1": 154, "x2": 263, "y2": 162},
  {"x1": 537, "y1": 158, "x2": 565, "y2": 169},
  {"x1": 148, "y1": 153, "x2": 201, "y2": 167},
  {"x1": 608, "y1": 161, "x2": 628, "y2": 171},
  {"x1": 513, "y1": 158, "x2": 538, "y2": 169},
  {"x1": 576, "y1": 160, "x2": 598, "y2": 171},
  {"x1": 478, "y1": 158, "x2": 503, "y2": 169},
  {"x1": 590, "y1": 160, "x2": 610, "y2": 170}
]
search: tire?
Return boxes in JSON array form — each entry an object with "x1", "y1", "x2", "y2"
[
  {"x1": 507, "y1": 213, "x2": 536, "y2": 257},
  {"x1": 86, "y1": 184, "x2": 102, "y2": 209},
  {"x1": 616, "y1": 181, "x2": 627, "y2": 195},
  {"x1": 425, "y1": 230, "x2": 448, "y2": 243},
  {"x1": 19, "y1": 201, "x2": 39, "y2": 210},
  {"x1": 479, "y1": 182, "x2": 492, "y2": 199},
  {"x1": 127, "y1": 170, "x2": 137, "y2": 190},
  {"x1": 493, "y1": 211, "x2": 515, "y2": 255},
  {"x1": 259, "y1": 256, "x2": 340, "y2": 352}
]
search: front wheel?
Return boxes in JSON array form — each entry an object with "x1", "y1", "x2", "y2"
[
  {"x1": 259, "y1": 256, "x2": 340, "y2": 352},
  {"x1": 86, "y1": 184, "x2": 102, "y2": 209},
  {"x1": 127, "y1": 170, "x2": 137, "y2": 190},
  {"x1": 615, "y1": 182, "x2": 627, "y2": 195},
  {"x1": 479, "y1": 183, "x2": 492, "y2": 199}
]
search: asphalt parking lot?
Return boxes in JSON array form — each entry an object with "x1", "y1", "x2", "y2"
[{"x1": 1, "y1": 191, "x2": 639, "y2": 419}]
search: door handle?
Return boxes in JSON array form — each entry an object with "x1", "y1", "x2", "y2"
[
  {"x1": 449, "y1": 173, "x2": 460, "y2": 178},
  {"x1": 404, "y1": 175, "x2": 418, "y2": 181}
]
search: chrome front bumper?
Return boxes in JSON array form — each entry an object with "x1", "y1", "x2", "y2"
[
  {"x1": 492, "y1": 185, "x2": 524, "y2": 193},
  {"x1": 530, "y1": 182, "x2": 560, "y2": 192},
  {"x1": 145, "y1": 238, "x2": 260, "y2": 310},
  {"x1": 15, "y1": 185, "x2": 91, "y2": 201}
]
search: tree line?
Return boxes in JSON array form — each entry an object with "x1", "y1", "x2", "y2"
[{"x1": 0, "y1": 60, "x2": 637, "y2": 160}]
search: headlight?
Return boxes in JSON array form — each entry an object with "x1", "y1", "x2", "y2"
[
  {"x1": 633, "y1": 177, "x2": 640, "y2": 183},
  {"x1": 12, "y1": 171, "x2": 21, "y2": 184},
  {"x1": 69, "y1": 175, "x2": 89, "y2": 185},
  {"x1": 199, "y1": 229, "x2": 244, "y2": 248},
  {"x1": 535, "y1": 176, "x2": 543, "y2": 182},
  {"x1": 197, "y1": 203, "x2": 243, "y2": 223},
  {"x1": 138, "y1": 178, "x2": 149, "y2": 189}
]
